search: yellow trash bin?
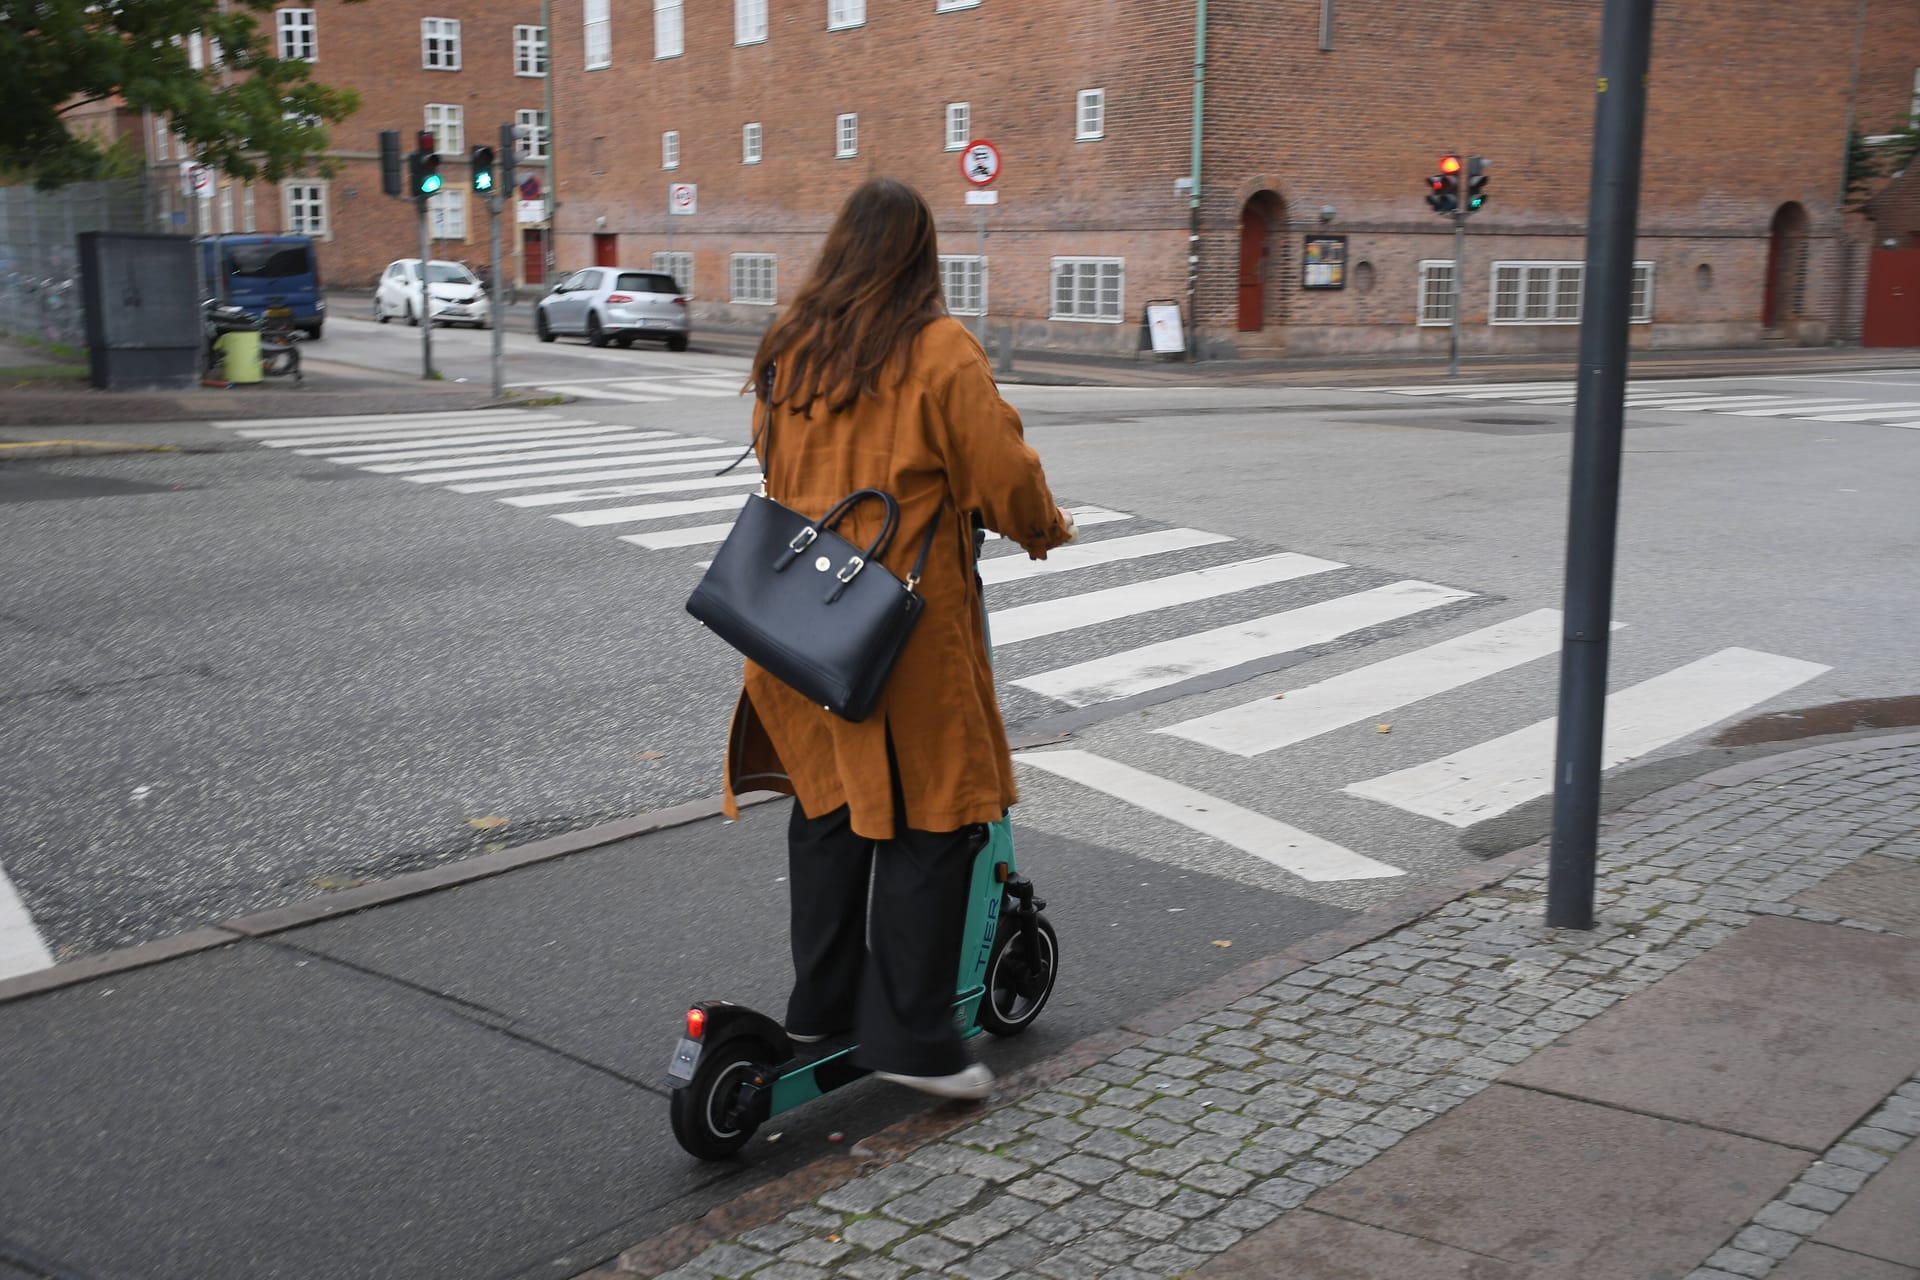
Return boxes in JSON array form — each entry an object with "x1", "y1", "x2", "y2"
[{"x1": 215, "y1": 329, "x2": 263, "y2": 384}]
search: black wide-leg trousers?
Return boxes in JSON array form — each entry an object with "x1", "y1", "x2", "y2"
[{"x1": 784, "y1": 799, "x2": 987, "y2": 1077}]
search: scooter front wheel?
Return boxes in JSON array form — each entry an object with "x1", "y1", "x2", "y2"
[
  {"x1": 670, "y1": 1036, "x2": 777, "y2": 1160},
  {"x1": 978, "y1": 912, "x2": 1059, "y2": 1037}
]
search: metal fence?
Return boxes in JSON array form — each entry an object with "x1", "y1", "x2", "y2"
[{"x1": 0, "y1": 179, "x2": 154, "y2": 350}]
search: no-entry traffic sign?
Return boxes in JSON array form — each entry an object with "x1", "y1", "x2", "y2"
[
  {"x1": 960, "y1": 141, "x2": 1001, "y2": 186},
  {"x1": 669, "y1": 182, "x2": 698, "y2": 215}
]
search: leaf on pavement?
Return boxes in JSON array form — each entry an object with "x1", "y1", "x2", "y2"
[
  {"x1": 483, "y1": 841, "x2": 508, "y2": 854},
  {"x1": 466, "y1": 815, "x2": 509, "y2": 830},
  {"x1": 635, "y1": 750, "x2": 667, "y2": 761},
  {"x1": 1271, "y1": 693, "x2": 1285, "y2": 700},
  {"x1": 1212, "y1": 939, "x2": 1233, "y2": 948},
  {"x1": 1375, "y1": 723, "x2": 1393, "y2": 734}
]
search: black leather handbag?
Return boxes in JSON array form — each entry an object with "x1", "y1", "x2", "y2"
[{"x1": 687, "y1": 370, "x2": 939, "y2": 723}]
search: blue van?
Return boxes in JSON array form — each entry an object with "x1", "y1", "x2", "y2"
[{"x1": 199, "y1": 235, "x2": 326, "y2": 338}]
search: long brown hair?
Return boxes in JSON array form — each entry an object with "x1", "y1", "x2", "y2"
[{"x1": 750, "y1": 177, "x2": 946, "y2": 416}]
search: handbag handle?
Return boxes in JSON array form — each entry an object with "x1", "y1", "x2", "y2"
[{"x1": 774, "y1": 487, "x2": 900, "y2": 579}]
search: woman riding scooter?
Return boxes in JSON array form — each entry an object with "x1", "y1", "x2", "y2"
[{"x1": 720, "y1": 177, "x2": 1076, "y2": 1100}]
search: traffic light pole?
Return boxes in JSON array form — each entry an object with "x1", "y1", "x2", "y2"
[
  {"x1": 1449, "y1": 204, "x2": 1466, "y2": 378},
  {"x1": 1546, "y1": 0, "x2": 1656, "y2": 930},
  {"x1": 417, "y1": 197, "x2": 434, "y2": 380},
  {"x1": 489, "y1": 189, "x2": 505, "y2": 399}
]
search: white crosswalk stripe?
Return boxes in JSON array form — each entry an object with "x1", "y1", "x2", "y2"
[
  {"x1": 554, "y1": 493, "x2": 751, "y2": 527},
  {"x1": 239, "y1": 415, "x2": 583, "y2": 445},
  {"x1": 1333, "y1": 381, "x2": 1920, "y2": 429},
  {"x1": 1017, "y1": 751, "x2": 1404, "y2": 882},
  {"x1": 1014, "y1": 580, "x2": 1473, "y2": 707},
  {"x1": 989, "y1": 552, "x2": 1345, "y2": 646},
  {"x1": 1342, "y1": 646, "x2": 1829, "y2": 827},
  {"x1": 447, "y1": 456, "x2": 749, "y2": 493},
  {"x1": 978, "y1": 529, "x2": 1230, "y2": 585},
  {"x1": 499, "y1": 473, "x2": 763, "y2": 508},
  {"x1": 300, "y1": 427, "x2": 651, "y2": 463},
  {"x1": 1158, "y1": 608, "x2": 1582, "y2": 757},
  {"x1": 397, "y1": 445, "x2": 737, "y2": 483}
]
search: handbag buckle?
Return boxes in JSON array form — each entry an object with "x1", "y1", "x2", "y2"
[
  {"x1": 787, "y1": 527, "x2": 818, "y2": 553},
  {"x1": 835, "y1": 556, "x2": 865, "y2": 583}
]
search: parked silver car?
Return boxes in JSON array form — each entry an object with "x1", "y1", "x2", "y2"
[{"x1": 534, "y1": 267, "x2": 690, "y2": 351}]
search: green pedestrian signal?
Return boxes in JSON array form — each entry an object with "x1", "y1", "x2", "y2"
[{"x1": 470, "y1": 144, "x2": 496, "y2": 194}]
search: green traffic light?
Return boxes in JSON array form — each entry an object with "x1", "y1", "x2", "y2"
[
  {"x1": 420, "y1": 173, "x2": 443, "y2": 195},
  {"x1": 475, "y1": 171, "x2": 494, "y2": 192}
]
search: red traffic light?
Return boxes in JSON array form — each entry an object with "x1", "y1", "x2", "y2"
[
  {"x1": 416, "y1": 130, "x2": 436, "y2": 153},
  {"x1": 1439, "y1": 154, "x2": 1463, "y2": 175}
]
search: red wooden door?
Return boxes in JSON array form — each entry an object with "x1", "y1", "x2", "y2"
[
  {"x1": 1863, "y1": 249, "x2": 1920, "y2": 348},
  {"x1": 522, "y1": 230, "x2": 546, "y2": 284},
  {"x1": 593, "y1": 233, "x2": 618, "y2": 267},
  {"x1": 1237, "y1": 208, "x2": 1267, "y2": 331}
]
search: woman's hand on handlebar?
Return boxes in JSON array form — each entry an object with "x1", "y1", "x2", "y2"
[{"x1": 1057, "y1": 506, "x2": 1079, "y2": 544}]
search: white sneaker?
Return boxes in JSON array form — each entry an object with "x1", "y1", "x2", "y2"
[{"x1": 875, "y1": 1063, "x2": 996, "y2": 1100}]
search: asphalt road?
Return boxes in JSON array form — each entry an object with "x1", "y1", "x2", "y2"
[{"x1": 4, "y1": 346, "x2": 1918, "y2": 966}]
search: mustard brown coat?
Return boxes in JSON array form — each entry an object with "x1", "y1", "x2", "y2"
[{"x1": 721, "y1": 318, "x2": 1070, "y2": 839}]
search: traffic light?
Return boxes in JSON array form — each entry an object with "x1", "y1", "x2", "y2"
[
  {"x1": 410, "y1": 130, "x2": 442, "y2": 200},
  {"x1": 379, "y1": 130, "x2": 402, "y2": 197},
  {"x1": 498, "y1": 123, "x2": 518, "y2": 203},
  {"x1": 1426, "y1": 154, "x2": 1463, "y2": 215},
  {"x1": 1467, "y1": 156, "x2": 1490, "y2": 212},
  {"x1": 470, "y1": 144, "x2": 496, "y2": 194}
]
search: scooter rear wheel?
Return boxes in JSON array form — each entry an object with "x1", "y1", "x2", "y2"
[
  {"x1": 670, "y1": 1036, "x2": 776, "y2": 1160},
  {"x1": 978, "y1": 912, "x2": 1059, "y2": 1037}
]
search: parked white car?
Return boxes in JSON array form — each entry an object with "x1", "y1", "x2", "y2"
[
  {"x1": 535, "y1": 267, "x2": 690, "y2": 351},
  {"x1": 373, "y1": 258, "x2": 491, "y2": 329}
]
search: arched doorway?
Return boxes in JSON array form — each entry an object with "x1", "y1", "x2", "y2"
[
  {"x1": 1762, "y1": 203, "x2": 1809, "y2": 329},
  {"x1": 1237, "y1": 192, "x2": 1286, "y2": 332}
]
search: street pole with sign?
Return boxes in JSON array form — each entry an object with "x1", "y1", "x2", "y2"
[{"x1": 960, "y1": 140, "x2": 1001, "y2": 348}]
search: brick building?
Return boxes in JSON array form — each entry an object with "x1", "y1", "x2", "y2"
[
  {"x1": 546, "y1": 0, "x2": 1920, "y2": 356},
  {"x1": 141, "y1": 0, "x2": 554, "y2": 294}
]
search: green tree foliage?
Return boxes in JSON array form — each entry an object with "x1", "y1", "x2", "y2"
[
  {"x1": 1847, "y1": 114, "x2": 1920, "y2": 210},
  {"x1": 1, "y1": 0, "x2": 364, "y2": 189}
]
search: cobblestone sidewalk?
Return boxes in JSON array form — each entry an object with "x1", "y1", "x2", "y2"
[{"x1": 603, "y1": 736, "x2": 1920, "y2": 1280}]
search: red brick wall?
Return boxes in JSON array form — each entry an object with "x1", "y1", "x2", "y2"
[{"x1": 543, "y1": 0, "x2": 1919, "y2": 354}]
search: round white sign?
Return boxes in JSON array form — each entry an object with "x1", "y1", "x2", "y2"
[{"x1": 960, "y1": 141, "x2": 1001, "y2": 187}]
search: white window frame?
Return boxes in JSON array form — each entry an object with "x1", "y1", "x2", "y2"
[
  {"x1": 828, "y1": 0, "x2": 865, "y2": 30},
  {"x1": 655, "y1": 0, "x2": 684, "y2": 58},
  {"x1": 652, "y1": 251, "x2": 693, "y2": 294},
  {"x1": 731, "y1": 253, "x2": 777, "y2": 305},
  {"x1": 1076, "y1": 88, "x2": 1105, "y2": 141},
  {"x1": 515, "y1": 109, "x2": 549, "y2": 159},
  {"x1": 218, "y1": 183, "x2": 235, "y2": 233},
  {"x1": 187, "y1": 32, "x2": 205, "y2": 69},
  {"x1": 836, "y1": 113, "x2": 858, "y2": 158},
  {"x1": 1911, "y1": 65, "x2": 1920, "y2": 122},
  {"x1": 421, "y1": 18, "x2": 461, "y2": 70},
  {"x1": 428, "y1": 189, "x2": 466, "y2": 241},
  {"x1": 662, "y1": 130, "x2": 681, "y2": 170},
  {"x1": 153, "y1": 119, "x2": 170, "y2": 162},
  {"x1": 1418, "y1": 260, "x2": 1456, "y2": 326},
  {"x1": 743, "y1": 122, "x2": 763, "y2": 164},
  {"x1": 284, "y1": 180, "x2": 329, "y2": 238},
  {"x1": 424, "y1": 104, "x2": 464, "y2": 155},
  {"x1": 244, "y1": 184, "x2": 257, "y2": 232},
  {"x1": 584, "y1": 0, "x2": 611, "y2": 69},
  {"x1": 1487, "y1": 260, "x2": 1655, "y2": 326},
  {"x1": 735, "y1": 0, "x2": 768, "y2": 45},
  {"x1": 514, "y1": 25, "x2": 547, "y2": 76},
  {"x1": 939, "y1": 255, "x2": 986, "y2": 316},
  {"x1": 275, "y1": 8, "x2": 316, "y2": 62},
  {"x1": 945, "y1": 102, "x2": 969, "y2": 151},
  {"x1": 1049, "y1": 257, "x2": 1123, "y2": 323},
  {"x1": 937, "y1": 0, "x2": 982, "y2": 9}
]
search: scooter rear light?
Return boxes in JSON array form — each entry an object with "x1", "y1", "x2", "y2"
[
  {"x1": 686, "y1": 1007, "x2": 707, "y2": 1040},
  {"x1": 606, "y1": 293, "x2": 634, "y2": 303}
]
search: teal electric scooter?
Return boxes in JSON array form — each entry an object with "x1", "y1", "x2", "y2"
[{"x1": 667, "y1": 521, "x2": 1061, "y2": 1161}]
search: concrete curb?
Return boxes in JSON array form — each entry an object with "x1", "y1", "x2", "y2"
[
  {"x1": 0, "y1": 792, "x2": 780, "y2": 1007},
  {"x1": 0, "y1": 440, "x2": 177, "y2": 460},
  {"x1": 585, "y1": 732, "x2": 1920, "y2": 1279}
]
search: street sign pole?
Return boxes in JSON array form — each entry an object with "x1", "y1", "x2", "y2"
[
  {"x1": 959, "y1": 141, "x2": 1002, "y2": 353},
  {"x1": 418, "y1": 196, "x2": 434, "y2": 380},
  {"x1": 1547, "y1": 0, "x2": 1656, "y2": 930},
  {"x1": 975, "y1": 204, "x2": 988, "y2": 346}
]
